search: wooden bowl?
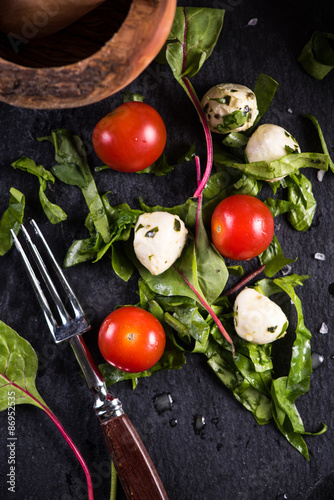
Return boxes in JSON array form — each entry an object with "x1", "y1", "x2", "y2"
[{"x1": 0, "y1": 0, "x2": 176, "y2": 109}]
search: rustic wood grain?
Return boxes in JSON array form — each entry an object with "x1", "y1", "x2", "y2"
[{"x1": 0, "y1": 0, "x2": 176, "y2": 109}]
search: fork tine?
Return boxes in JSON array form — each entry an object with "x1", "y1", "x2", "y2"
[
  {"x1": 20, "y1": 224, "x2": 70, "y2": 325},
  {"x1": 30, "y1": 219, "x2": 85, "y2": 320},
  {"x1": 10, "y1": 229, "x2": 58, "y2": 335}
]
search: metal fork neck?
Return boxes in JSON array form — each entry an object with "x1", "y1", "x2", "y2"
[{"x1": 69, "y1": 335, "x2": 124, "y2": 422}]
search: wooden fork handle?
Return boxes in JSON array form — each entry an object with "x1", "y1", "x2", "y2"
[{"x1": 101, "y1": 413, "x2": 169, "y2": 500}]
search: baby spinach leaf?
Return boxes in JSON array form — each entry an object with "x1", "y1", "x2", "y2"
[
  {"x1": 298, "y1": 31, "x2": 334, "y2": 80},
  {"x1": 286, "y1": 173, "x2": 317, "y2": 231},
  {"x1": 11, "y1": 157, "x2": 67, "y2": 224},
  {"x1": 138, "y1": 143, "x2": 195, "y2": 176},
  {"x1": 304, "y1": 114, "x2": 334, "y2": 172},
  {"x1": 259, "y1": 234, "x2": 297, "y2": 278},
  {"x1": 222, "y1": 132, "x2": 249, "y2": 149},
  {"x1": 63, "y1": 205, "x2": 140, "y2": 277},
  {"x1": 63, "y1": 237, "x2": 99, "y2": 268},
  {"x1": 40, "y1": 129, "x2": 111, "y2": 243},
  {"x1": 99, "y1": 340, "x2": 186, "y2": 387},
  {"x1": 253, "y1": 73, "x2": 279, "y2": 126},
  {"x1": 216, "y1": 110, "x2": 249, "y2": 134},
  {"x1": 11, "y1": 155, "x2": 54, "y2": 182},
  {"x1": 214, "y1": 152, "x2": 328, "y2": 182},
  {"x1": 273, "y1": 276, "x2": 312, "y2": 388},
  {"x1": 111, "y1": 241, "x2": 135, "y2": 282},
  {"x1": 271, "y1": 379, "x2": 310, "y2": 460},
  {"x1": 0, "y1": 188, "x2": 25, "y2": 256},
  {"x1": 264, "y1": 198, "x2": 297, "y2": 217},
  {"x1": 122, "y1": 91, "x2": 144, "y2": 103},
  {"x1": 206, "y1": 347, "x2": 272, "y2": 425},
  {"x1": 51, "y1": 163, "x2": 88, "y2": 188},
  {"x1": 139, "y1": 197, "x2": 198, "y2": 231}
]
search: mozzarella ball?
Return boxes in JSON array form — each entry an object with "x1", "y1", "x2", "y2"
[
  {"x1": 134, "y1": 212, "x2": 188, "y2": 275},
  {"x1": 233, "y1": 288, "x2": 288, "y2": 344},
  {"x1": 245, "y1": 124, "x2": 300, "y2": 165},
  {"x1": 201, "y1": 83, "x2": 259, "y2": 133}
]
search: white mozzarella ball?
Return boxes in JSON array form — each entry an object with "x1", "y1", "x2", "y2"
[
  {"x1": 201, "y1": 83, "x2": 259, "y2": 133},
  {"x1": 134, "y1": 212, "x2": 188, "y2": 275},
  {"x1": 245, "y1": 124, "x2": 300, "y2": 165},
  {"x1": 234, "y1": 288, "x2": 288, "y2": 344}
]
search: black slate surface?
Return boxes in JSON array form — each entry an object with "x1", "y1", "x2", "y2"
[{"x1": 1, "y1": 1, "x2": 334, "y2": 499}]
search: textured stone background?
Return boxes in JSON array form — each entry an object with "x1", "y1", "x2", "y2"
[{"x1": 0, "y1": 0, "x2": 334, "y2": 499}]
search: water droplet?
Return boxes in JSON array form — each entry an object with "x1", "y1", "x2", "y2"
[
  {"x1": 193, "y1": 414, "x2": 206, "y2": 435},
  {"x1": 246, "y1": 18, "x2": 258, "y2": 26},
  {"x1": 169, "y1": 418, "x2": 178, "y2": 428},
  {"x1": 330, "y1": 354, "x2": 334, "y2": 360},
  {"x1": 311, "y1": 352, "x2": 324, "y2": 370},
  {"x1": 153, "y1": 393, "x2": 173, "y2": 414},
  {"x1": 314, "y1": 252, "x2": 325, "y2": 261},
  {"x1": 276, "y1": 494, "x2": 288, "y2": 500},
  {"x1": 319, "y1": 322, "x2": 328, "y2": 334}
]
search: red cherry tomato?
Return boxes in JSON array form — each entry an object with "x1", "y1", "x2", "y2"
[
  {"x1": 92, "y1": 101, "x2": 167, "y2": 172},
  {"x1": 98, "y1": 306, "x2": 166, "y2": 373},
  {"x1": 211, "y1": 194, "x2": 274, "y2": 261}
]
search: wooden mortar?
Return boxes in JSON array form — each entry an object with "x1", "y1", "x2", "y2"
[{"x1": 0, "y1": 0, "x2": 176, "y2": 109}]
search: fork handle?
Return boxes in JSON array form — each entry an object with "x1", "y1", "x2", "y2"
[{"x1": 100, "y1": 413, "x2": 168, "y2": 499}]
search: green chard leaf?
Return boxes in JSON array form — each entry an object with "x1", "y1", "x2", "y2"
[
  {"x1": 194, "y1": 202, "x2": 228, "y2": 304},
  {"x1": 165, "y1": 7, "x2": 225, "y2": 85},
  {"x1": 11, "y1": 157, "x2": 67, "y2": 224},
  {"x1": 39, "y1": 129, "x2": 111, "y2": 242},
  {"x1": 298, "y1": 31, "x2": 334, "y2": 80},
  {"x1": 0, "y1": 321, "x2": 95, "y2": 493},
  {"x1": 0, "y1": 188, "x2": 25, "y2": 256},
  {"x1": 0, "y1": 321, "x2": 46, "y2": 410}
]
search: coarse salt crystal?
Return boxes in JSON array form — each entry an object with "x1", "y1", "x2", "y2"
[
  {"x1": 320, "y1": 322, "x2": 328, "y2": 334},
  {"x1": 247, "y1": 18, "x2": 258, "y2": 26},
  {"x1": 317, "y1": 170, "x2": 326, "y2": 182},
  {"x1": 314, "y1": 252, "x2": 325, "y2": 261},
  {"x1": 287, "y1": 108, "x2": 293, "y2": 113},
  {"x1": 281, "y1": 265, "x2": 292, "y2": 276}
]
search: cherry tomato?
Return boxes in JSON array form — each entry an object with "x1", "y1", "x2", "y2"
[
  {"x1": 211, "y1": 194, "x2": 274, "y2": 261},
  {"x1": 98, "y1": 306, "x2": 166, "y2": 373},
  {"x1": 92, "y1": 101, "x2": 167, "y2": 172}
]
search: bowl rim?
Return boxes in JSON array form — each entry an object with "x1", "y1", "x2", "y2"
[{"x1": 0, "y1": 0, "x2": 176, "y2": 109}]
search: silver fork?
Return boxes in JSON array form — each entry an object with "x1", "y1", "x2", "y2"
[{"x1": 11, "y1": 219, "x2": 169, "y2": 500}]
